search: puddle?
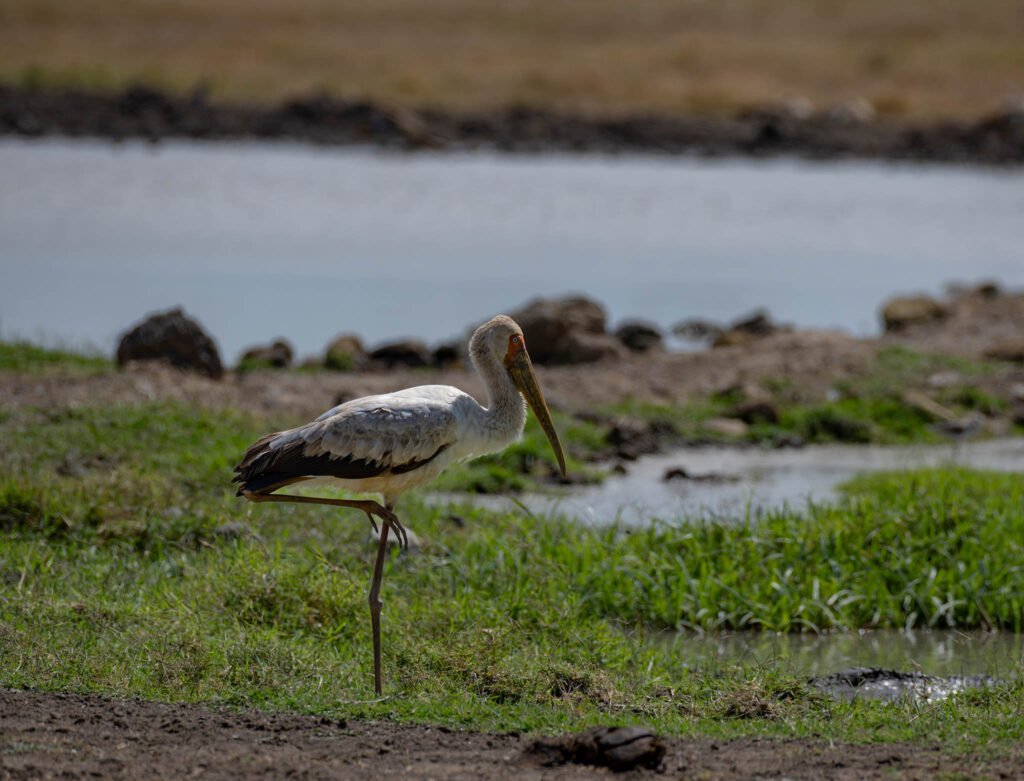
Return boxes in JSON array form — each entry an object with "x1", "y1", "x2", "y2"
[
  {"x1": 661, "y1": 629, "x2": 1022, "y2": 702},
  {"x1": 494, "y1": 438, "x2": 1024, "y2": 525}
]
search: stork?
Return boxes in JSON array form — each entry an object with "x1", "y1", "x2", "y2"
[{"x1": 233, "y1": 315, "x2": 566, "y2": 696}]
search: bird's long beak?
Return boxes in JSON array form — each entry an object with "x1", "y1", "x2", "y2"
[{"x1": 506, "y1": 351, "x2": 567, "y2": 477}]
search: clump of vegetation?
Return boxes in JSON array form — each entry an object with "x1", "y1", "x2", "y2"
[{"x1": 0, "y1": 340, "x2": 110, "y2": 373}]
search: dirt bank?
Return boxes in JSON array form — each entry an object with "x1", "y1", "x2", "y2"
[
  {"x1": 2, "y1": 688, "x2": 1018, "y2": 780},
  {"x1": 3, "y1": 85, "x2": 1023, "y2": 165}
]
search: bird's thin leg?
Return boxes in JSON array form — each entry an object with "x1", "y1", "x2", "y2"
[
  {"x1": 369, "y1": 511, "x2": 391, "y2": 696},
  {"x1": 245, "y1": 492, "x2": 395, "y2": 541}
]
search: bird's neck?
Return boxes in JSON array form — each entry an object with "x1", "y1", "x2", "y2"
[{"x1": 474, "y1": 353, "x2": 527, "y2": 443}]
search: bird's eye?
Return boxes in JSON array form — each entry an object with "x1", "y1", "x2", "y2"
[{"x1": 511, "y1": 335, "x2": 521, "y2": 344}]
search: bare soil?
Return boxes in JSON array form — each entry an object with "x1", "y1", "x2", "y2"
[{"x1": 2, "y1": 688, "x2": 1021, "y2": 781}]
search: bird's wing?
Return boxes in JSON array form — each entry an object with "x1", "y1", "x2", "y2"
[
  {"x1": 303, "y1": 387, "x2": 463, "y2": 467},
  {"x1": 233, "y1": 386, "x2": 468, "y2": 493}
]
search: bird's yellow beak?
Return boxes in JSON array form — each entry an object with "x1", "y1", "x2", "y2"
[{"x1": 506, "y1": 350, "x2": 567, "y2": 477}]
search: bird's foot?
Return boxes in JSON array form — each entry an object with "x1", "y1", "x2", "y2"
[
  {"x1": 364, "y1": 504, "x2": 408, "y2": 551},
  {"x1": 381, "y1": 508, "x2": 409, "y2": 551}
]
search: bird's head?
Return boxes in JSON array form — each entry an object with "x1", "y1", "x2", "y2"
[{"x1": 470, "y1": 315, "x2": 567, "y2": 477}]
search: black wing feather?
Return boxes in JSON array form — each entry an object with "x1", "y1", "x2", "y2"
[{"x1": 233, "y1": 433, "x2": 448, "y2": 496}]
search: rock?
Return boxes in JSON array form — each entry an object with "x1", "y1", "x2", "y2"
[
  {"x1": 703, "y1": 417, "x2": 749, "y2": 438},
  {"x1": 973, "y1": 280, "x2": 1002, "y2": 299},
  {"x1": 730, "y1": 400, "x2": 780, "y2": 425},
  {"x1": 984, "y1": 340, "x2": 1024, "y2": 363},
  {"x1": 509, "y1": 295, "x2": 626, "y2": 365},
  {"x1": 432, "y1": 341, "x2": 463, "y2": 369},
  {"x1": 880, "y1": 295, "x2": 948, "y2": 332},
  {"x1": 666, "y1": 470, "x2": 740, "y2": 483},
  {"x1": 116, "y1": 307, "x2": 223, "y2": 378},
  {"x1": 712, "y1": 309, "x2": 789, "y2": 347},
  {"x1": 613, "y1": 320, "x2": 663, "y2": 352},
  {"x1": 368, "y1": 339, "x2": 432, "y2": 369},
  {"x1": 663, "y1": 467, "x2": 690, "y2": 481},
  {"x1": 524, "y1": 726, "x2": 666, "y2": 772},
  {"x1": 239, "y1": 339, "x2": 293, "y2": 369},
  {"x1": 324, "y1": 334, "x2": 367, "y2": 371},
  {"x1": 605, "y1": 418, "x2": 672, "y2": 460}
]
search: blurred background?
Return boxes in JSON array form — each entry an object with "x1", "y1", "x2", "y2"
[{"x1": 1, "y1": 0, "x2": 1022, "y2": 362}]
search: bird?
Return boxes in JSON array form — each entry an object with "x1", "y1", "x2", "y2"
[{"x1": 232, "y1": 315, "x2": 566, "y2": 696}]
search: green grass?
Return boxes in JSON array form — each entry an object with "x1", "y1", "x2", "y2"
[
  {"x1": 1, "y1": 400, "x2": 1023, "y2": 751},
  {"x1": 0, "y1": 340, "x2": 110, "y2": 373},
  {"x1": 611, "y1": 346, "x2": 1019, "y2": 447}
]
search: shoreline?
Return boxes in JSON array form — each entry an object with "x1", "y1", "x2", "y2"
[{"x1": 3, "y1": 84, "x2": 1023, "y2": 166}]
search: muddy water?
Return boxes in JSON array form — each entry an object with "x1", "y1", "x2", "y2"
[
  {"x1": 2, "y1": 138, "x2": 1023, "y2": 359},
  {"x1": 505, "y1": 438, "x2": 1024, "y2": 525},
  {"x1": 665, "y1": 629, "x2": 1020, "y2": 702}
]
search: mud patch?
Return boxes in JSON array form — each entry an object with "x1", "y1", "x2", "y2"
[{"x1": 1, "y1": 689, "x2": 1020, "y2": 780}]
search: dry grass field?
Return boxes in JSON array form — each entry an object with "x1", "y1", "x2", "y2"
[{"x1": 1, "y1": 0, "x2": 1022, "y2": 119}]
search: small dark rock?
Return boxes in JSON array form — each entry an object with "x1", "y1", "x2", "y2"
[
  {"x1": 524, "y1": 726, "x2": 666, "y2": 772},
  {"x1": 432, "y1": 341, "x2": 463, "y2": 369},
  {"x1": 239, "y1": 339, "x2": 293, "y2": 369},
  {"x1": 508, "y1": 295, "x2": 626, "y2": 365},
  {"x1": 712, "y1": 309, "x2": 790, "y2": 347},
  {"x1": 324, "y1": 334, "x2": 367, "y2": 371},
  {"x1": 984, "y1": 340, "x2": 1024, "y2": 363},
  {"x1": 663, "y1": 467, "x2": 740, "y2": 483},
  {"x1": 605, "y1": 419, "x2": 661, "y2": 460},
  {"x1": 732, "y1": 308, "x2": 776, "y2": 336},
  {"x1": 368, "y1": 340, "x2": 432, "y2": 369},
  {"x1": 116, "y1": 307, "x2": 223, "y2": 379},
  {"x1": 730, "y1": 400, "x2": 780, "y2": 425},
  {"x1": 880, "y1": 295, "x2": 948, "y2": 332},
  {"x1": 614, "y1": 320, "x2": 663, "y2": 352}
]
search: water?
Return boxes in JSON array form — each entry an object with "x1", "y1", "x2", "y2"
[
  {"x1": 495, "y1": 438, "x2": 1024, "y2": 525},
  {"x1": 665, "y1": 629, "x2": 1022, "y2": 680},
  {"x1": 664, "y1": 629, "x2": 1020, "y2": 701},
  {"x1": 2, "y1": 138, "x2": 1023, "y2": 361}
]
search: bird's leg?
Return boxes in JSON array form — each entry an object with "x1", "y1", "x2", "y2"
[
  {"x1": 368, "y1": 506, "x2": 392, "y2": 697},
  {"x1": 244, "y1": 492, "x2": 402, "y2": 544},
  {"x1": 247, "y1": 491, "x2": 408, "y2": 694}
]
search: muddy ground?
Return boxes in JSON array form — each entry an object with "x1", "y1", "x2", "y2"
[
  {"x1": 2, "y1": 688, "x2": 1021, "y2": 781},
  {"x1": 3, "y1": 85, "x2": 1024, "y2": 165}
]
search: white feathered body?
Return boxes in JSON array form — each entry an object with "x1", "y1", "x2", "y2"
[{"x1": 243, "y1": 383, "x2": 527, "y2": 502}]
